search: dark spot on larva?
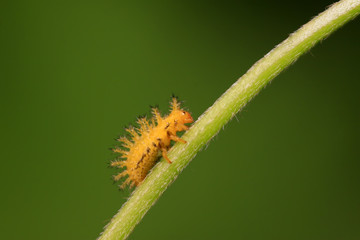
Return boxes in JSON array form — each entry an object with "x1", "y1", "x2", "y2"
[
  {"x1": 157, "y1": 138, "x2": 161, "y2": 141},
  {"x1": 152, "y1": 142, "x2": 157, "y2": 147},
  {"x1": 146, "y1": 147, "x2": 150, "y2": 154},
  {"x1": 135, "y1": 154, "x2": 146, "y2": 169},
  {"x1": 165, "y1": 123, "x2": 170, "y2": 129}
]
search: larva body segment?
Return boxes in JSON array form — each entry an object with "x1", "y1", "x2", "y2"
[{"x1": 111, "y1": 98, "x2": 193, "y2": 189}]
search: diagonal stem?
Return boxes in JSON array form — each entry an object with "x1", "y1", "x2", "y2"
[{"x1": 98, "y1": 1, "x2": 360, "y2": 239}]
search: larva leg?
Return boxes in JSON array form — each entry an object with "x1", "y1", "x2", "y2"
[
  {"x1": 170, "y1": 134, "x2": 187, "y2": 143},
  {"x1": 161, "y1": 147, "x2": 172, "y2": 164},
  {"x1": 180, "y1": 124, "x2": 189, "y2": 131}
]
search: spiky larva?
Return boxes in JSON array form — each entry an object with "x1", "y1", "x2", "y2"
[{"x1": 111, "y1": 98, "x2": 194, "y2": 189}]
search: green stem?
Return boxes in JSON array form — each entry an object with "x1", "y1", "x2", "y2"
[{"x1": 98, "y1": 0, "x2": 360, "y2": 239}]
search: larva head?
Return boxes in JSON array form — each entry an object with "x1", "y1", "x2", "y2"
[
  {"x1": 170, "y1": 97, "x2": 194, "y2": 126},
  {"x1": 169, "y1": 109, "x2": 193, "y2": 130},
  {"x1": 177, "y1": 110, "x2": 193, "y2": 125}
]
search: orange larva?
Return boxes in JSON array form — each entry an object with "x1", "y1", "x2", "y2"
[{"x1": 111, "y1": 97, "x2": 194, "y2": 189}]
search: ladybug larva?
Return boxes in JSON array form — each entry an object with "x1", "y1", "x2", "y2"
[{"x1": 111, "y1": 97, "x2": 194, "y2": 189}]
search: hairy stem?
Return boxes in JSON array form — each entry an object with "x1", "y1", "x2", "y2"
[{"x1": 98, "y1": 1, "x2": 360, "y2": 239}]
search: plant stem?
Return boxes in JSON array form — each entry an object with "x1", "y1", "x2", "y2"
[{"x1": 98, "y1": 1, "x2": 360, "y2": 239}]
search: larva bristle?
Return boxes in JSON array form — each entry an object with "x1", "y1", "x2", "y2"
[
  {"x1": 118, "y1": 136, "x2": 133, "y2": 149},
  {"x1": 126, "y1": 126, "x2": 140, "y2": 140},
  {"x1": 112, "y1": 147, "x2": 128, "y2": 156},
  {"x1": 171, "y1": 97, "x2": 180, "y2": 111},
  {"x1": 150, "y1": 118, "x2": 156, "y2": 128},
  {"x1": 129, "y1": 181, "x2": 136, "y2": 189},
  {"x1": 145, "y1": 118, "x2": 152, "y2": 130},
  {"x1": 114, "y1": 171, "x2": 128, "y2": 181},
  {"x1": 152, "y1": 108, "x2": 163, "y2": 124},
  {"x1": 110, "y1": 160, "x2": 126, "y2": 168},
  {"x1": 137, "y1": 117, "x2": 150, "y2": 132},
  {"x1": 120, "y1": 178, "x2": 132, "y2": 189}
]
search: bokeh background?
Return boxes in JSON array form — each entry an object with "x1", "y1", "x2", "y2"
[{"x1": 1, "y1": 0, "x2": 359, "y2": 239}]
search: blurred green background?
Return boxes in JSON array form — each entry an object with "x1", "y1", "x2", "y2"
[{"x1": 1, "y1": 0, "x2": 359, "y2": 239}]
